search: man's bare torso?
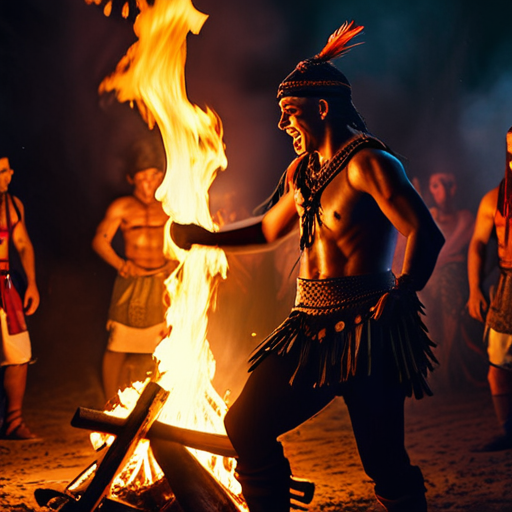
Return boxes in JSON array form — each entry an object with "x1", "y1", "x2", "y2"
[
  {"x1": 0, "y1": 195, "x2": 22, "y2": 267},
  {"x1": 119, "y1": 196, "x2": 169, "y2": 270},
  {"x1": 293, "y1": 149, "x2": 398, "y2": 280}
]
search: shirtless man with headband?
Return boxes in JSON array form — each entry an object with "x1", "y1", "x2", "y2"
[
  {"x1": 467, "y1": 127, "x2": 512, "y2": 451},
  {"x1": 93, "y1": 145, "x2": 176, "y2": 400},
  {"x1": 171, "y1": 22, "x2": 443, "y2": 512}
]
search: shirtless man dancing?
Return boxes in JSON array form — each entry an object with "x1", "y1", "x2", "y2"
[
  {"x1": 172, "y1": 22, "x2": 443, "y2": 512},
  {"x1": 93, "y1": 149, "x2": 176, "y2": 400}
]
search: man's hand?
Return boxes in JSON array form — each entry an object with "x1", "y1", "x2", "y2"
[
  {"x1": 467, "y1": 289, "x2": 488, "y2": 323},
  {"x1": 118, "y1": 259, "x2": 148, "y2": 278},
  {"x1": 23, "y1": 283, "x2": 40, "y2": 315},
  {"x1": 170, "y1": 222, "x2": 211, "y2": 250},
  {"x1": 371, "y1": 274, "x2": 418, "y2": 321}
]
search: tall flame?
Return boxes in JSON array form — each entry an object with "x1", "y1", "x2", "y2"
[{"x1": 99, "y1": 0, "x2": 244, "y2": 506}]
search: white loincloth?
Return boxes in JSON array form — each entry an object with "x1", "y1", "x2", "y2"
[
  {"x1": 106, "y1": 320, "x2": 166, "y2": 354},
  {"x1": 485, "y1": 326, "x2": 512, "y2": 370},
  {"x1": 0, "y1": 308, "x2": 31, "y2": 366}
]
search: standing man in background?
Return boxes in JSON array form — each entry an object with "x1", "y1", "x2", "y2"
[
  {"x1": 93, "y1": 141, "x2": 176, "y2": 401},
  {"x1": 467, "y1": 127, "x2": 512, "y2": 451},
  {"x1": 0, "y1": 155, "x2": 40, "y2": 440},
  {"x1": 421, "y1": 171, "x2": 476, "y2": 390}
]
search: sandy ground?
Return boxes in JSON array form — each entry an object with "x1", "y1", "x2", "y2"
[{"x1": 1, "y1": 373, "x2": 511, "y2": 512}]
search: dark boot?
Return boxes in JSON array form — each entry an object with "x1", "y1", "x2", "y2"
[
  {"x1": 235, "y1": 458, "x2": 291, "y2": 512},
  {"x1": 374, "y1": 465, "x2": 427, "y2": 512}
]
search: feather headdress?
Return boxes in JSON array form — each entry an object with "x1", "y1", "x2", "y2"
[
  {"x1": 313, "y1": 21, "x2": 364, "y2": 63},
  {"x1": 277, "y1": 21, "x2": 364, "y2": 100}
]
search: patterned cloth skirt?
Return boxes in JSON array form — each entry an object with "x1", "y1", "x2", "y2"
[{"x1": 486, "y1": 267, "x2": 512, "y2": 335}]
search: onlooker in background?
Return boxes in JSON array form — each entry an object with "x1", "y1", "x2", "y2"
[
  {"x1": 420, "y1": 172, "x2": 478, "y2": 390},
  {"x1": 0, "y1": 155, "x2": 40, "y2": 440},
  {"x1": 92, "y1": 142, "x2": 177, "y2": 401},
  {"x1": 467, "y1": 127, "x2": 512, "y2": 451}
]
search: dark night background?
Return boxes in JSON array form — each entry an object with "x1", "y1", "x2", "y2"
[{"x1": 1, "y1": 0, "x2": 512, "y2": 398}]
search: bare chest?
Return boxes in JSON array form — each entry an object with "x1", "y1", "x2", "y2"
[
  {"x1": 295, "y1": 169, "x2": 381, "y2": 238},
  {"x1": 293, "y1": 170, "x2": 394, "y2": 279},
  {"x1": 120, "y1": 199, "x2": 169, "y2": 231}
]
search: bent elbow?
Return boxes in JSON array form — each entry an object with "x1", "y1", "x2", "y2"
[
  {"x1": 91, "y1": 236, "x2": 102, "y2": 255},
  {"x1": 260, "y1": 220, "x2": 278, "y2": 244},
  {"x1": 261, "y1": 227, "x2": 276, "y2": 244}
]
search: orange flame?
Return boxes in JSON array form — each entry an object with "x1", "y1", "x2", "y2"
[{"x1": 99, "y1": 0, "x2": 245, "y2": 507}]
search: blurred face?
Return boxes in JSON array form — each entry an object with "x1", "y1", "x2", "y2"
[
  {"x1": 130, "y1": 167, "x2": 164, "y2": 199},
  {"x1": 278, "y1": 96, "x2": 325, "y2": 155},
  {"x1": 0, "y1": 158, "x2": 13, "y2": 193},
  {"x1": 429, "y1": 172, "x2": 456, "y2": 209}
]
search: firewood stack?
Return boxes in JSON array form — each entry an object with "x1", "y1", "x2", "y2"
[{"x1": 35, "y1": 381, "x2": 314, "y2": 512}]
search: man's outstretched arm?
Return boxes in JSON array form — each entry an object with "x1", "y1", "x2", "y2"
[
  {"x1": 171, "y1": 218, "x2": 267, "y2": 250},
  {"x1": 171, "y1": 161, "x2": 300, "y2": 250}
]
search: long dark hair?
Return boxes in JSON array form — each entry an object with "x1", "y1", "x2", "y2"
[{"x1": 497, "y1": 126, "x2": 512, "y2": 244}]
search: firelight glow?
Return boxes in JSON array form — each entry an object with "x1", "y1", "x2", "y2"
[{"x1": 98, "y1": 0, "x2": 246, "y2": 508}]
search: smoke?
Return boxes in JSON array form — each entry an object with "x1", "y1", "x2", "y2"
[{"x1": 459, "y1": 72, "x2": 512, "y2": 206}]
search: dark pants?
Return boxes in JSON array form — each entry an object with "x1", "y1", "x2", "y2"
[{"x1": 224, "y1": 342, "x2": 426, "y2": 512}]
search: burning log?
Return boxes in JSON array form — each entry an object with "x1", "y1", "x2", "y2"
[
  {"x1": 150, "y1": 438, "x2": 241, "y2": 512},
  {"x1": 71, "y1": 405, "x2": 315, "y2": 510},
  {"x1": 72, "y1": 407, "x2": 236, "y2": 457},
  {"x1": 36, "y1": 387, "x2": 314, "y2": 511},
  {"x1": 67, "y1": 382, "x2": 168, "y2": 511},
  {"x1": 66, "y1": 398, "x2": 240, "y2": 511},
  {"x1": 36, "y1": 382, "x2": 169, "y2": 512}
]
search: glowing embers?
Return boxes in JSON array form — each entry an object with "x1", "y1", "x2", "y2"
[{"x1": 66, "y1": 453, "x2": 176, "y2": 511}]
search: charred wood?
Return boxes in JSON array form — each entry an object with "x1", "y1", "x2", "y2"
[
  {"x1": 150, "y1": 438, "x2": 241, "y2": 512},
  {"x1": 72, "y1": 407, "x2": 237, "y2": 458}
]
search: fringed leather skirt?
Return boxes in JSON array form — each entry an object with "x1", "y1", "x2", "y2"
[{"x1": 248, "y1": 272, "x2": 437, "y2": 399}]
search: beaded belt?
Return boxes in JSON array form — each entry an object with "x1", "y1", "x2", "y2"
[{"x1": 293, "y1": 272, "x2": 395, "y2": 315}]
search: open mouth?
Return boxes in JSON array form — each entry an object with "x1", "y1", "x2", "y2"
[{"x1": 287, "y1": 129, "x2": 302, "y2": 152}]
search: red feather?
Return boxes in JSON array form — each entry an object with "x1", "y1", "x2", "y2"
[{"x1": 315, "y1": 21, "x2": 364, "y2": 62}]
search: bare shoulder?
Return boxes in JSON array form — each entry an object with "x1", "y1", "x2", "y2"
[
  {"x1": 347, "y1": 147, "x2": 407, "y2": 193},
  {"x1": 11, "y1": 195, "x2": 24, "y2": 209},
  {"x1": 478, "y1": 186, "x2": 499, "y2": 216},
  {"x1": 104, "y1": 196, "x2": 134, "y2": 218},
  {"x1": 10, "y1": 195, "x2": 25, "y2": 221},
  {"x1": 349, "y1": 147, "x2": 404, "y2": 175}
]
